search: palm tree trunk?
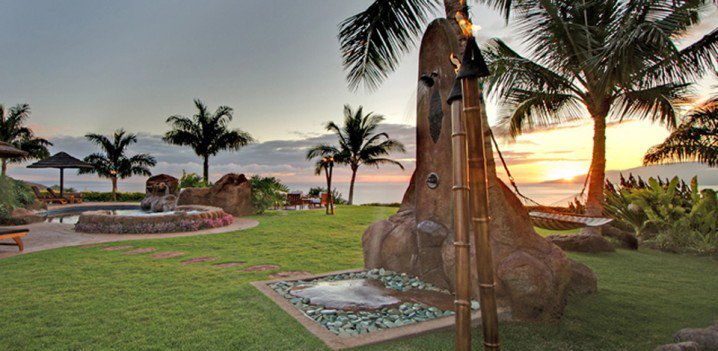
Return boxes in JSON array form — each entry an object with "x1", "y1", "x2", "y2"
[
  {"x1": 1, "y1": 159, "x2": 6, "y2": 177},
  {"x1": 583, "y1": 112, "x2": 608, "y2": 235},
  {"x1": 111, "y1": 176, "x2": 118, "y2": 201},
  {"x1": 203, "y1": 156, "x2": 209, "y2": 183},
  {"x1": 348, "y1": 165, "x2": 358, "y2": 205}
]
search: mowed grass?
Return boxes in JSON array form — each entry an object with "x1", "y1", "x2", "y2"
[{"x1": 0, "y1": 206, "x2": 716, "y2": 351}]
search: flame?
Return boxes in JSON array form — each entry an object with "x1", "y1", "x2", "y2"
[
  {"x1": 450, "y1": 53, "x2": 461, "y2": 74},
  {"x1": 454, "y1": 12, "x2": 473, "y2": 38}
]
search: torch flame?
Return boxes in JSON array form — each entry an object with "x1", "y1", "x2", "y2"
[
  {"x1": 454, "y1": 12, "x2": 473, "y2": 38},
  {"x1": 450, "y1": 53, "x2": 461, "y2": 74}
]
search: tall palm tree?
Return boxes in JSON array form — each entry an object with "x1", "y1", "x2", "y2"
[
  {"x1": 163, "y1": 99, "x2": 254, "y2": 183},
  {"x1": 644, "y1": 96, "x2": 718, "y2": 167},
  {"x1": 307, "y1": 105, "x2": 406, "y2": 205},
  {"x1": 79, "y1": 129, "x2": 156, "y2": 201},
  {"x1": 0, "y1": 104, "x2": 52, "y2": 176},
  {"x1": 339, "y1": 0, "x2": 718, "y2": 220}
]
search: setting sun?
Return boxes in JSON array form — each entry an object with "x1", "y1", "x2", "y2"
[{"x1": 545, "y1": 163, "x2": 587, "y2": 181}]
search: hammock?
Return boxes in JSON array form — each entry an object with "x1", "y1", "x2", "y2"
[
  {"x1": 489, "y1": 131, "x2": 614, "y2": 231},
  {"x1": 528, "y1": 211, "x2": 613, "y2": 231}
]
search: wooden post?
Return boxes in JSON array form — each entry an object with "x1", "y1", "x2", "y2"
[
  {"x1": 60, "y1": 168, "x2": 65, "y2": 197},
  {"x1": 457, "y1": 36, "x2": 500, "y2": 351}
]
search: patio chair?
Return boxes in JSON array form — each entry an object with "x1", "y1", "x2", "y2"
[
  {"x1": 0, "y1": 228, "x2": 29, "y2": 252},
  {"x1": 53, "y1": 189, "x2": 83, "y2": 204},
  {"x1": 31, "y1": 186, "x2": 67, "y2": 205},
  {"x1": 284, "y1": 192, "x2": 304, "y2": 210}
]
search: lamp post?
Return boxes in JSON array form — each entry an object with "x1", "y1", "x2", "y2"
[{"x1": 322, "y1": 157, "x2": 335, "y2": 215}]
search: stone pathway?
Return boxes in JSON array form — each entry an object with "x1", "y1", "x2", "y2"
[
  {"x1": 213, "y1": 262, "x2": 246, "y2": 268},
  {"x1": 181, "y1": 256, "x2": 217, "y2": 265},
  {"x1": 0, "y1": 206, "x2": 259, "y2": 259}
]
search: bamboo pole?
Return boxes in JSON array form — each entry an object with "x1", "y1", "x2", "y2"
[
  {"x1": 449, "y1": 79, "x2": 472, "y2": 351},
  {"x1": 457, "y1": 37, "x2": 500, "y2": 351}
]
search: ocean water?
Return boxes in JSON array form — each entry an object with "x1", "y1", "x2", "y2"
[{"x1": 49, "y1": 179, "x2": 585, "y2": 206}]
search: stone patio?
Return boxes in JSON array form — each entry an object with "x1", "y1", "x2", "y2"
[{"x1": 0, "y1": 202, "x2": 258, "y2": 259}]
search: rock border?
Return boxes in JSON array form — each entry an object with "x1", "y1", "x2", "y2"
[
  {"x1": 74, "y1": 205, "x2": 233, "y2": 234},
  {"x1": 252, "y1": 269, "x2": 512, "y2": 350}
]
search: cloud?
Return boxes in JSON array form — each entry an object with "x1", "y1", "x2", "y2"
[{"x1": 7, "y1": 123, "x2": 416, "y2": 189}]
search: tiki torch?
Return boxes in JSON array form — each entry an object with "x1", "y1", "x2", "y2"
[
  {"x1": 448, "y1": 74, "x2": 472, "y2": 351},
  {"x1": 457, "y1": 35, "x2": 500, "y2": 351},
  {"x1": 322, "y1": 156, "x2": 335, "y2": 215}
]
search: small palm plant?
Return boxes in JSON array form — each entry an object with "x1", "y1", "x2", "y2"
[
  {"x1": 79, "y1": 129, "x2": 156, "y2": 201},
  {"x1": 163, "y1": 99, "x2": 254, "y2": 183},
  {"x1": 307, "y1": 105, "x2": 405, "y2": 205},
  {"x1": 0, "y1": 104, "x2": 52, "y2": 176}
]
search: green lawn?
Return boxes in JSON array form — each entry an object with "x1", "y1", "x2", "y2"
[{"x1": 1, "y1": 206, "x2": 716, "y2": 350}]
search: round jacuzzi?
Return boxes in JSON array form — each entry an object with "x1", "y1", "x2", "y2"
[{"x1": 48, "y1": 205, "x2": 233, "y2": 234}]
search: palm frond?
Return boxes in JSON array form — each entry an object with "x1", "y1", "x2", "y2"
[
  {"x1": 612, "y1": 82, "x2": 691, "y2": 128},
  {"x1": 338, "y1": 0, "x2": 439, "y2": 91},
  {"x1": 644, "y1": 96, "x2": 718, "y2": 166}
]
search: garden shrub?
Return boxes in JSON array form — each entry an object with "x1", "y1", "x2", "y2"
[
  {"x1": 605, "y1": 176, "x2": 718, "y2": 255},
  {"x1": 178, "y1": 170, "x2": 210, "y2": 189},
  {"x1": 307, "y1": 186, "x2": 347, "y2": 205},
  {"x1": 81, "y1": 191, "x2": 145, "y2": 202},
  {"x1": 250, "y1": 175, "x2": 289, "y2": 214}
]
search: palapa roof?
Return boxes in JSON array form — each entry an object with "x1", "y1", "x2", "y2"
[
  {"x1": 0, "y1": 141, "x2": 29, "y2": 158},
  {"x1": 27, "y1": 152, "x2": 93, "y2": 169}
]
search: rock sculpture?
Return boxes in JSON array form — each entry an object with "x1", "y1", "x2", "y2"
[
  {"x1": 140, "y1": 174, "x2": 179, "y2": 212},
  {"x1": 177, "y1": 173, "x2": 253, "y2": 217},
  {"x1": 362, "y1": 19, "x2": 589, "y2": 322}
]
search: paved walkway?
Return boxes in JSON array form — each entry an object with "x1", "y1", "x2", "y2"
[{"x1": 0, "y1": 202, "x2": 259, "y2": 259}]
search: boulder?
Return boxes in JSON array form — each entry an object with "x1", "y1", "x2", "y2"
[
  {"x1": 546, "y1": 233, "x2": 615, "y2": 253},
  {"x1": 10, "y1": 208, "x2": 44, "y2": 224},
  {"x1": 177, "y1": 173, "x2": 253, "y2": 217},
  {"x1": 654, "y1": 342, "x2": 701, "y2": 351},
  {"x1": 674, "y1": 322, "x2": 718, "y2": 350},
  {"x1": 602, "y1": 224, "x2": 638, "y2": 250},
  {"x1": 146, "y1": 174, "x2": 179, "y2": 195},
  {"x1": 566, "y1": 259, "x2": 597, "y2": 295}
]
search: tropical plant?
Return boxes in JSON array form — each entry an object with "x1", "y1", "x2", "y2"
[
  {"x1": 306, "y1": 105, "x2": 405, "y2": 205},
  {"x1": 644, "y1": 96, "x2": 718, "y2": 167},
  {"x1": 79, "y1": 129, "x2": 157, "y2": 201},
  {"x1": 249, "y1": 175, "x2": 289, "y2": 214},
  {"x1": 605, "y1": 175, "x2": 718, "y2": 254},
  {"x1": 178, "y1": 170, "x2": 210, "y2": 189},
  {"x1": 339, "y1": 0, "x2": 718, "y2": 220},
  {"x1": 164, "y1": 99, "x2": 254, "y2": 183},
  {"x1": 307, "y1": 186, "x2": 347, "y2": 205},
  {"x1": 0, "y1": 104, "x2": 52, "y2": 176}
]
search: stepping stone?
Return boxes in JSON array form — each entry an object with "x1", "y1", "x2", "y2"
[
  {"x1": 181, "y1": 256, "x2": 217, "y2": 265},
  {"x1": 102, "y1": 245, "x2": 133, "y2": 251},
  {"x1": 241, "y1": 264, "x2": 279, "y2": 272},
  {"x1": 213, "y1": 262, "x2": 246, "y2": 268},
  {"x1": 151, "y1": 251, "x2": 185, "y2": 259},
  {"x1": 122, "y1": 248, "x2": 156, "y2": 255},
  {"x1": 78, "y1": 244, "x2": 107, "y2": 249},
  {"x1": 269, "y1": 271, "x2": 311, "y2": 279}
]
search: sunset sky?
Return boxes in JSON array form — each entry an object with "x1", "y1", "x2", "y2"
[{"x1": 1, "y1": 1, "x2": 716, "y2": 203}]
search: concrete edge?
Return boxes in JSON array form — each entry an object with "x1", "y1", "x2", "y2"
[{"x1": 251, "y1": 269, "x2": 512, "y2": 350}]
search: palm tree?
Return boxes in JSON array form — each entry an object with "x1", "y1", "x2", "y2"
[
  {"x1": 0, "y1": 104, "x2": 52, "y2": 176},
  {"x1": 163, "y1": 99, "x2": 254, "y2": 183},
  {"x1": 306, "y1": 105, "x2": 406, "y2": 205},
  {"x1": 79, "y1": 129, "x2": 156, "y2": 201},
  {"x1": 339, "y1": 0, "x2": 718, "y2": 220},
  {"x1": 644, "y1": 96, "x2": 718, "y2": 167}
]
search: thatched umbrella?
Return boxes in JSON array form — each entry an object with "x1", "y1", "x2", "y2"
[
  {"x1": 27, "y1": 152, "x2": 93, "y2": 197},
  {"x1": 0, "y1": 141, "x2": 28, "y2": 158}
]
